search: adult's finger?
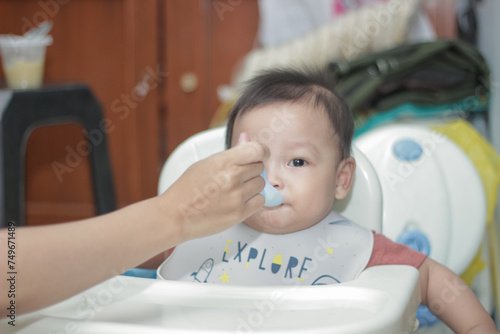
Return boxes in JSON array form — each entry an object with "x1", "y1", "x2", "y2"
[
  {"x1": 230, "y1": 137, "x2": 269, "y2": 166},
  {"x1": 241, "y1": 173, "x2": 266, "y2": 202},
  {"x1": 237, "y1": 132, "x2": 251, "y2": 145},
  {"x1": 238, "y1": 162, "x2": 265, "y2": 184},
  {"x1": 242, "y1": 192, "x2": 266, "y2": 219}
]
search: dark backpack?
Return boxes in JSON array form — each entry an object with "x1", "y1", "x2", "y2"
[{"x1": 327, "y1": 39, "x2": 490, "y2": 132}]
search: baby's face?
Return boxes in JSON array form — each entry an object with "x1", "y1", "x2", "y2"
[{"x1": 231, "y1": 101, "x2": 343, "y2": 234}]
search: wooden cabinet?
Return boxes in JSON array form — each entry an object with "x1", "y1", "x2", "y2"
[
  {"x1": 0, "y1": 0, "x2": 258, "y2": 225},
  {"x1": 163, "y1": 0, "x2": 258, "y2": 153}
]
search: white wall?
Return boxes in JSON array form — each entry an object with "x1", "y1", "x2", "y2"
[
  {"x1": 477, "y1": 4, "x2": 500, "y2": 327},
  {"x1": 476, "y1": 0, "x2": 500, "y2": 238}
]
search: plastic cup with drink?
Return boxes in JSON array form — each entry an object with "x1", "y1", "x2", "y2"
[{"x1": 0, "y1": 21, "x2": 53, "y2": 89}]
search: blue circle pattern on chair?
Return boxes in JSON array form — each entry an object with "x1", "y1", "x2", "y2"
[{"x1": 397, "y1": 229, "x2": 440, "y2": 327}]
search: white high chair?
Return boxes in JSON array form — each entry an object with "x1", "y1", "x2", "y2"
[
  {"x1": 154, "y1": 126, "x2": 421, "y2": 333},
  {"x1": 354, "y1": 124, "x2": 492, "y2": 333},
  {"x1": 3, "y1": 127, "x2": 421, "y2": 334}
]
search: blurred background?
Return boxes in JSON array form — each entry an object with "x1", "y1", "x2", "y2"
[
  {"x1": 0, "y1": 0, "x2": 259, "y2": 225},
  {"x1": 0, "y1": 0, "x2": 497, "y2": 231}
]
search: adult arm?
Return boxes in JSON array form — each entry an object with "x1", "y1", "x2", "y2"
[{"x1": 0, "y1": 137, "x2": 267, "y2": 316}]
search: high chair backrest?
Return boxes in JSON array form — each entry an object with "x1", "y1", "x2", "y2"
[{"x1": 158, "y1": 127, "x2": 383, "y2": 232}]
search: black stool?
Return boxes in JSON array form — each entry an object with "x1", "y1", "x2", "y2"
[{"x1": 0, "y1": 84, "x2": 116, "y2": 227}]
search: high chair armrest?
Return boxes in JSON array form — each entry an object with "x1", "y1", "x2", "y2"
[{"x1": 5, "y1": 265, "x2": 420, "y2": 334}]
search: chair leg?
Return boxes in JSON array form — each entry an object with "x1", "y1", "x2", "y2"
[
  {"x1": 0, "y1": 84, "x2": 116, "y2": 227},
  {"x1": 81, "y1": 95, "x2": 116, "y2": 215},
  {"x1": 1, "y1": 123, "x2": 25, "y2": 226}
]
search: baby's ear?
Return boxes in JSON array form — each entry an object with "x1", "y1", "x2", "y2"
[{"x1": 334, "y1": 157, "x2": 356, "y2": 200}]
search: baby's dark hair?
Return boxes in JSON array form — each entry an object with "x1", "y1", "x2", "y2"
[{"x1": 225, "y1": 68, "x2": 354, "y2": 160}]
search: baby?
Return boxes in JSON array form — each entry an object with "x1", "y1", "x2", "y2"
[{"x1": 158, "y1": 69, "x2": 498, "y2": 333}]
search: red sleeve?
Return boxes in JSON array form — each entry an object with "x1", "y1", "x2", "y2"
[{"x1": 366, "y1": 232, "x2": 427, "y2": 268}]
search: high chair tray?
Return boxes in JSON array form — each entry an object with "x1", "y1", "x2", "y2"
[{"x1": 4, "y1": 265, "x2": 420, "y2": 334}]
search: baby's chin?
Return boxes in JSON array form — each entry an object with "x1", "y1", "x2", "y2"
[{"x1": 244, "y1": 209, "x2": 309, "y2": 234}]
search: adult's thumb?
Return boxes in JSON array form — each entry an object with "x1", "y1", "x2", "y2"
[{"x1": 237, "y1": 132, "x2": 251, "y2": 146}]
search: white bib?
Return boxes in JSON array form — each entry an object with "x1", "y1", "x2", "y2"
[{"x1": 157, "y1": 211, "x2": 373, "y2": 286}]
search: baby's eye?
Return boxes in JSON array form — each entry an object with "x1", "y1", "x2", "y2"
[{"x1": 288, "y1": 158, "x2": 307, "y2": 167}]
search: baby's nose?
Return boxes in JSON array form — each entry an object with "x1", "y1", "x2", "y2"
[{"x1": 264, "y1": 165, "x2": 283, "y2": 189}]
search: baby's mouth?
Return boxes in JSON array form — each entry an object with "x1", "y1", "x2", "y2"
[{"x1": 265, "y1": 203, "x2": 286, "y2": 209}]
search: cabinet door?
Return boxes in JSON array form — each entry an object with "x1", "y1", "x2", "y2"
[
  {"x1": 162, "y1": 0, "x2": 259, "y2": 153},
  {"x1": 0, "y1": 0, "x2": 161, "y2": 225}
]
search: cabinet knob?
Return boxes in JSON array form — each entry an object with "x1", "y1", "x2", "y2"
[{"x1": 179, "y1": 72, "x2": 198, "y2": 93}]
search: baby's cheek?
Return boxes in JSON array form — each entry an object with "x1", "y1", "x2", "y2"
[{"x1": 316, "y1": 187, "x2": 337, "y2": 211}]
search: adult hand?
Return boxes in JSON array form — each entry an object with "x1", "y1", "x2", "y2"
[{"x1": 157, "y1": 132, "x2": 267, "y2": 241}]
